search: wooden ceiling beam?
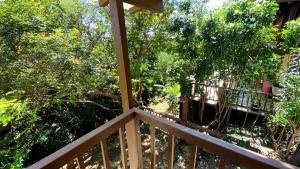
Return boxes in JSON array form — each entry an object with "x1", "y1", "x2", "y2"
[
  {"x1": 124, "y1": 0, "x2": 163, "y2": 13},
  {"x1": 128, "y1": 6, "x2": 143, "y2": 14},
  {"x1": 99, "y1": 0, "x2": 163, "y2": 13},
  {"x1": 99, "y1": 0, "x2": 109, "y2": 7}
]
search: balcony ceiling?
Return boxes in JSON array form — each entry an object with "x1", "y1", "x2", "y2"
[
  {"x1": 278, "y1": 0, "x2": 300, "y2": 3},
  {"x1": 99, "y1": 0, "x2": 163, "y2": 13}
]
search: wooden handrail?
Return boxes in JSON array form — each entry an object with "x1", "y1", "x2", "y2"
[
  {"x1": 28, "y1": 109, "x2": 135, "y2": 169},
  {"x1": 28, "y1": 108, "x2": 297, "y2": 169},
  {"x1": 140, "y1": 106, "x2": 224, "y2": 139},
  {"x1": 135, "y1": 109, "x2": 296, "y2": 169}
]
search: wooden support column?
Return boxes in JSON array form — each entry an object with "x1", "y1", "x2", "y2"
[{"x1": 108, "y1": 0, "x2": 143, "y2": 168}]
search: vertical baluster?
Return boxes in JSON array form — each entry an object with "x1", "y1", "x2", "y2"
[
  {"x1": 241, "y1": 92, "x2": 245, "y2": 107},
  {"x1": 189, "y1": 145, "x2": 198, "y2": 169},
  {"x1": 263, "y1": 94, "x2": 268, "y2": 112},
  {"x1": 208, "y1": 85, "x2": 211, "y2": 100},
  {"x1": 212, "y1": 86, "x2": 216, "y2": 101},
  {"x1": 242, "y1": 112, "x2": 248, "y2": 128},
  {"x1": 246, "y1": 91, "x2": 251, "y2": 110},
  {"x1": 150, "y1": 125, "x2": 156, "y2": 169},
  {"x1": 101, "y1": 139, "x2": 110, "y2": 169},
  {"x1": 191, "y1": 83, "x2": 195, "y2": 97},
  {"x1": 235, "y1": 90, "x2": 240, "y2": 107},
  {"x1": 119, "y1": 127, "x2": 128, "y2": 169},
  {"x1": 219, "y1": 157, "x2": 226, "y2": 169},
  {"x1": 258, "y1": 93, "x2": 262, "y2": 110},
  {"x1": 76, "y1": 156, "x2": 85, "y2": 169},
  {"x1": 167, "y1": 134, "x2": 175, "y2": 169},
  {"x1": 67, "y1": 159, "x2": 76, "y2": 169},
  {"x1": 214, "y1": 86, "x2": 218, "y2": 101},
  {"x1": 199, "y1": 84, "x2": 202, "y2": 97},
  {"x1": 269, "y1": 94, "x2": 274, "y2": 111}
]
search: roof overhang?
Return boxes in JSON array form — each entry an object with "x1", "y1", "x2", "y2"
[
  {"x1": 99, "y1": 0, "x2": 163, "y2": 14},
  {"x1": 278, "y1": 0, "x2": 300, "y2": 3}
]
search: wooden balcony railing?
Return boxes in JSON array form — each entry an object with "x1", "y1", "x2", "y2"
[{"x1": 28, "y1": 108, "x2": 296, "y2": 169}]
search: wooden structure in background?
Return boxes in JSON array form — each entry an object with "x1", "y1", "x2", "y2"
[{"x1": 274, "y1": 0, "x2": 300, "y2": 29}]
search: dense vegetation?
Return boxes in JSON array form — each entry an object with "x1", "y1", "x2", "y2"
[{"x1": 0, "y1": 0, "x2": 299, "y2": 168}]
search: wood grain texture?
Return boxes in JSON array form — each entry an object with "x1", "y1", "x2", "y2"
[
  {"x1": 27, "y1": 109, "x2": 135, "y2": 169},
  {"x1": 182, "y1": 95, "x2": 189, "y2": 121},
  {"x1": 150, "y1": 125, "x2": 156, "y2": 169},
  {"x1": 189, "y1": 145, "x2": 198, "y2": 169},
  {"x1": 28, "y1": 109, "x2": 298, "y2": 169},
  {"x1": 135, "y1": 109, "x2": 297, "y2": 169},
  {"x1": 219, "y1": 157, "x2": 226, "y2": 169},
  {"x1": 108, "y1": 0, "x2": 143, "y2": 168},
  {"x1": 119, "y1": 127, "x2": 128, "y2": 169},
  {"x1": 100, "y1": 139, "x2": 110, "y2": 169},
  {"x1": 99, "y1": 0, "x2": 163, "y2": 13},
  {"x1": 76, "y1": 156, "x2": 85, "y2": 169},
  {"x1": 167, "y1": 134, "x2": 175, "y2": 169}
]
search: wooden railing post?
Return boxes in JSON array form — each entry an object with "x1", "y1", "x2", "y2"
[
  {"x1": 150, "y1": 125, "x2": 156, "y2": 169},
  {"x1": 108, "y1": 0, "x2": 143, "y2": 168},
  {"x1": 67, "y1": 159, "x2": 76, "y2": 169},
  {"x1": 101, "y1": 139, "x2": 110, "y2": 169},
  {"x1": 167, "y1": 134, "x2": 175, "y2": 169},
  {"x1": 189, "y1": 145, "x2": 198, "y2": 169},
  {"x1": 76, "y1": 156, "x2": 85, "y2": 169},
  {"x1": 119, "y1": 127, "x2": 128, "y2": 169},
  {"x1": 219, "y1": 157, "x2": 226, "y2": 169}
]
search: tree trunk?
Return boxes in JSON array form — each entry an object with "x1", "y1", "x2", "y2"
[{"x1": 286, "y1": 132, "x2": 296, "y2": 157}]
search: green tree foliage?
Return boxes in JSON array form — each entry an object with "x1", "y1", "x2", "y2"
[
  {"x1": 126, "y1": 4, "x2": 175, "y2": 103},
  {"x1": 0, "y1": 0, "x2": 121, "y2": 167},
  {"x1": 168, "y1": 0, "x2": 280, "y2": 86},
  {"x1": 0, "y1": 91, "x2": 40, "y2": 168},
  {"x1": 0, "y1": 0, "x2": 294, "y2": 167},
  {"x1": 281, "y1": 18, "x2": 300, "y2": 51},
  {"x1": 199, "y1": 0, "x2": 279, "y2": 84},
  {"x1": 268, "y1": 18, "x2": 300, "y2": 158},
  {"x1": 167, "y1": 0, "x2": 205, "y2": 93},
  {"x1": 270, "y1": 70, "x2": 300, "y2": 157},
  {"x1": 0, "y1": 0, "x2": 119, "y2": 105}
]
